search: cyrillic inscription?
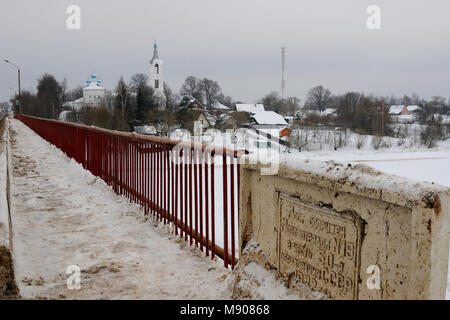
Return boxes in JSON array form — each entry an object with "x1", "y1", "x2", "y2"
[{"x1": 278, "y1": 194, "x2": 363, "y2": 299}]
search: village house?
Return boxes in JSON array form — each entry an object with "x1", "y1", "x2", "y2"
[
  {"x1": 389, "y1": 105, "x2": 423, "y2": 123},
  {"x1": 218, "y1": 111, "x2": 251, "y2": 130},
  {"x1": 176, "y1": 95, "x2": 214, "y2": 134},
  {"x1": 250, "y1": 110, "x2": 288, "y2": 131}
]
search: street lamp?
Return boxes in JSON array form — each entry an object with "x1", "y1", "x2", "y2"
[{"x1": 3, "y1": 59, "x2": 21, "y2": 114}]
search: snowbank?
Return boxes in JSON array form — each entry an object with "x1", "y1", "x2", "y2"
[
  {"x1": 0, "y1": 116, "x2": 17, "y2": 298},
  {"x1": 227, "y1": 239, "x2": 325, "y2": 300}
]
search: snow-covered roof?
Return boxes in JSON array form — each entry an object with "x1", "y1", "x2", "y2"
[
  {"x1": 204, "y1": 113, "x2": 217, "y2": 126},
  {"x1": 134, "y1": 125, "x2": 157, "y2": 135},
  {"x1": 389, "y1": 105, "x2": 422, "y2": 115},
  {"x1": 236, "y1": 104, "x2": 265, "y2": 114},
  {"x1": 389, "y1": 105, "x2": 405, "y2": 115},
  {"x1": 253, "y1": 111, "x2": 287, "y2": 125},
  {"x1": 212, "y1": 102, "x2": 230, "y2": 110},
  {"x1": 322, "y1": 108, "x2": 337, "y2": 116},
  {"x1": 407, "y1": 105, "x2": 422, "y2": 112},
  {"x1": 63, "y1": 98, "x2": 85, "y2": 111}
]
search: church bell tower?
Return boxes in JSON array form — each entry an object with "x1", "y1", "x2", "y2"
[{"x1": 149, "y1": 41, "x2": 165, "y2": 97}]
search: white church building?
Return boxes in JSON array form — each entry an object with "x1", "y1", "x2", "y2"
[
  {"x1": 63, "y1": 73, "x2": 106, "y2": 111},
  {"x1": 83, "y1": 73, "x2": 106, "y2": 106}
]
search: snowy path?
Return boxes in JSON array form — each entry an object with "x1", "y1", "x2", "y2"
[{"x1": 8, "y1": 119, "x2": 231, "y2": 300}]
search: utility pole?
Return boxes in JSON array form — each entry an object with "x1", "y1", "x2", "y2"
[
  {"x1": 281, "y1": 47, "x2": 286, "y2": 99},
  {"x1": 3, "y1": 59, "x2": 21, "y2": 114}
]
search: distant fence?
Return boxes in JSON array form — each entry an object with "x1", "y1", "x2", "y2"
[{"x1": 15, "y1": 115, "x2": 244, "y2": 269}]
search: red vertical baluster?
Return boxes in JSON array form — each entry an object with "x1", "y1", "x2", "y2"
[
  {"x1": 145, "y1": 142, "x2": 149, "y2": 215},
  {"x1": 199, "y1": 150, "x2": 204, "y2": 252},
  {"x1": 128, "y1": 140, "x2": 131, "y2": 200},
  {"x1": 160, "y1": 145, "x2": 163, "y2": 221},
  {"x1": 230, "y1": 156, "x2": 236, "y2": 269},
  {"x1": 180, "y1": 149, "x2": 184, "y2": 239},
  {"x1": 156, "y1": 144, "x2": 159, "y2": 218},
  {"x1": 162, "y1": 145, "x2": 165, "y2": 223},
  {"x1": 194, "y1": 149, "x2": 199, "y2": 248},
  {"x1": 141, "y1": 142, "x2": 144, "y2": 207},
  {"x1": 184, "y1": 148, "x2": 188, "y2": 242},
  {"x1": 152, "y1": 143, "x2": 155, "y2": 215},
  {"x1": 211, "y1": 150, "x2": 215, "y2": 259},
  {"x1": 164, "y1": 146, "x2": 167, "y2": 225},
  {"x1": 223, "y1": 150, "x2": 229, "y2": 269},
  {"x1": 120, "y1": 139, "x2": 123, "y2": 195},
  {"x1": 174, "y1": 149, "x2": 179, "y2": 236},
  {"x1": 134, "y1": 141, "x2": 137, "y2": 203},
  {"x1": 205, "y1": 152, "x2": 209, "y2": 257},
  {"x1": 134, "y1": 141, "x2": 136, "y2": 202},
  {"x1": 189, "y1": 148, "x2": 193, "y2": 246},
  {"x1": 166, "y1": 146, "x2": 171, "y2": 225}
]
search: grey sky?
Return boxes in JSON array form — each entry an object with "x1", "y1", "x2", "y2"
[{"x1": 1, "y1": 0, "x2": 450, "y2": 104}]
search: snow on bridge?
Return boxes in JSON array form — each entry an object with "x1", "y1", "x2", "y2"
[
  {"x1": 6, "y1": 118, "x2": 306, "y2": 300},
  {"x1": 8, "y1": 119, "x2": 231, "y2": 299}
]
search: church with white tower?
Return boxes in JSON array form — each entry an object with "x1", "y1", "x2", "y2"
[{"x1": 149, "y1": 41, "x2": 165, "y2": 97}]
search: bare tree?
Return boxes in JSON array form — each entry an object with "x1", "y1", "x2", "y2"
[
  {"x1": 130, "y1": 73, "x2": 149, "y2": 93},
  {"x1": 116, "y1": 77, "x2": 128, "y2": 119},
  {"x1": 180, "y1": 76, "x2": 203, "y2": 102},
  {"x1": 163, "y1": 83, "x2": 178, "y2": 111},
  {"x1": 200, "y1": 78, "x2": 221, "y2": 109},
  {"x1": 304, "y1": 85, "x2": 331, "y2": 113}
]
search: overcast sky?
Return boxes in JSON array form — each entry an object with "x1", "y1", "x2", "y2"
[{"x1": 1, "y1": 0, "x2": 450, "y2": 104}]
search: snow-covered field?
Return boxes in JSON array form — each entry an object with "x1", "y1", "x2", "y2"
[{"x1": 287, "y1": 143, "x2": 450, "y2": 188}]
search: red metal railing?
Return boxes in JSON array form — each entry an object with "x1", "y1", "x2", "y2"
[{"x1": 15, "y1": 114, "x2": 243, "y2": 269}]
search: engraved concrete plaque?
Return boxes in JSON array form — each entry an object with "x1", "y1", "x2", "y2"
[{"x1": 278, "y1": 194, "x2": 364, "y2": 299}]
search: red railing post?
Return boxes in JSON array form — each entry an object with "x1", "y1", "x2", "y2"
[
  {"x1": 223, "y1": 150, "x2": 229, "y2": 269},
  {"x1": 211, "y1": 150, "x2": 216, "y2": 259}
]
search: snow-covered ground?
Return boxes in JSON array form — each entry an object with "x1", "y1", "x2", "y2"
[{"x1": 287, "y1": 144, "x2": 450, "y2": 188}]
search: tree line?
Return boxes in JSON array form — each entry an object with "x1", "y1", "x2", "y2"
[{"x1": 13, "y1": 74, "x2": 450, "y2": 142}]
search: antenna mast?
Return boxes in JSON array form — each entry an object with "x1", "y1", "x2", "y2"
[{"x1": 281, "y1": 47, "x2": 286, "y2": 99}]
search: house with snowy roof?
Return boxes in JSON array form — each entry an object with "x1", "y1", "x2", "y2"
[
  {"x1": 389, "y1": 105, "x2": 423, "y2": 123},
  {"x1": 250, "y1": 111, "x2": 288, "y2": 130},
  {"x1": 389, "y1": 105, "x2": 422, "y2": 116},
  {"x1": 176, "y1": 95, "x2": 214, "y2": 133}
]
